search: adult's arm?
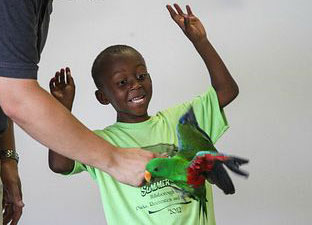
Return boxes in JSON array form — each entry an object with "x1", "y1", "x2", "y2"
[
  {"x1": 0, "y1": 119, "x2": 24, "y2": 225},
  {"x1": 0, "y1": 77, "x2": 154, "y2": 186}
]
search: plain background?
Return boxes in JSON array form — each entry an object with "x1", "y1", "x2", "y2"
[{"x1": 14, "y1": 0, "x2": 311, "y2": 224}]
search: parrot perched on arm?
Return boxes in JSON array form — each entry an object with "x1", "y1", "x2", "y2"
[{"x1": 144, "y1": 107, "x2": 249, "y2": 222}]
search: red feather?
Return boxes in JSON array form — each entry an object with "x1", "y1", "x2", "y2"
[{"x1": 187, "y1": 154, "x2": 229, "y2": 188}]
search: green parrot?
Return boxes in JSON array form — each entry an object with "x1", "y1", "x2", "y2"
[{"x1": 144, "y1": 107, "x2": 248, "y2": 222}]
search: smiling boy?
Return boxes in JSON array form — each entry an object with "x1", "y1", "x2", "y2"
[
  {"x1": 92, "y1": 47, "x2": 153, "y2": 123},
  {"x1": 48, "y1": 4, "x2": 238, "y2": 225}
]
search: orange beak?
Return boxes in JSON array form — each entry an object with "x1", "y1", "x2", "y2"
[{"x1": 144, "y1": 170, "x2": 152, "y2": 183}]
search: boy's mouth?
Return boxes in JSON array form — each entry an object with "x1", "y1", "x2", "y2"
[{"x1": 129, "y1": 95, "x2": 146, "y2": 104}]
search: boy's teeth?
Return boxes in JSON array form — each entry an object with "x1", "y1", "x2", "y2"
[
  {"x1": 132, "y1": 98, "x2": 144, "y2": 103},
  {"x1": 131, "y1": 96, "x2": 144, "y2": 103}
]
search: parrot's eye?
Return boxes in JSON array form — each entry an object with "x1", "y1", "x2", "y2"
[{"x1": 154, "y1": 168, "x2": 159, "y2": 172}]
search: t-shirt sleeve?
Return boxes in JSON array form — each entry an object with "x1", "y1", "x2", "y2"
[
  {"x1": 190, "y1": 86, "x2": 229, "y2": 143},
  {"x1": 0, "y1": 1, "x2": 52, "y2": 79},
  {"x1": 163, "y1": 86, "x2": 229, "y2": 144},
  {"x1": 64, "y1": 161, "x2": 97, "y2": 180}
]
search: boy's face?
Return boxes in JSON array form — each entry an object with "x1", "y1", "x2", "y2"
[{"x1": 98, "y1": 52, "x2": 153, "y2": 123}]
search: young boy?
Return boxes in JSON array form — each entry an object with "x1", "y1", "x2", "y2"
[{"x1": 49, "y1": 4, "x2": 238, "y2": 225}]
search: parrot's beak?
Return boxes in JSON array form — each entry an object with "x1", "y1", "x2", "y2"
[{"x1": 144, "y1": 170, "x2": 152, "y2": 183}]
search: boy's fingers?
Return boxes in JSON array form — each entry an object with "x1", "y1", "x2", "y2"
[
  {"x1": 166, "y1": 5, "x2": 177, "y2": 19},
  {"x1": 184, "y1": 16, "x2": 191, "y2": 32},
  {"x1": 59, "y1": 68, "x2": 65, "y2": 84},
  {"x1": 60, "y1": 70, "x2": 65, "y2": 84},
  {"x1": 173, "y1": 3, "x2": 184, "y2": 16},
  {"x1": 167, "y1": 4, "x2": 185, "y2": 30},
  {"x1": 65, "y1": 67, "x2": 75, "y2": 86},
  {"x1": 186, "y1": 5, "x2": 193, "y2": 15},
  {"x1": 49, "y1": 77, "x2": 56, "y2": 90},
  {"x1": 67, "y1": 73, "x2": 75, "y2": 86},
  {"x1": 54, "y1": 71, "x2": 59, "y2": 83},
  {"x1": 60, "y1": 68, "x2": 65, "y2": 76},
  {"x1": 55, "y1": 71, "x2": 61, "y2": 85},
  {"x1": 65, "y1": 67, "x2": 71, "y2": 76}
]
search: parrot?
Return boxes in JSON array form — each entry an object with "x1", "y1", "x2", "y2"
[{"x1": 144, "y1": 107, "x2": 249, "y2": 222}]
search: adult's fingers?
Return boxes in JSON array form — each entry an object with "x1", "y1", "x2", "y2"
[
  {"x1": 3, "y1": 204, "x2": 13, "y2": 225},
  {"x1": 9, "y1": 204, "x2": 23, "y2": 225}
]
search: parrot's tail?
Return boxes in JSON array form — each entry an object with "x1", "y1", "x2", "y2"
[{"x1": 199, "y1": 197, "x2": 208, "y2": 225}]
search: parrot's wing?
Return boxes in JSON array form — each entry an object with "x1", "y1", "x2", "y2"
[
  {"x1": 178, "y1": 107, "x2": 213, "y2": 144},
  {"x1": 177, "y1": 107, "x2": 216, "y2": 160},
  {"x1": 206, "y1": 162, "x2": 235, "y2": 194},
  {"x1": 189, "y1": 151, "x2": 249, "y2": 195},
  {"x1": 142, "y1": 143, "x2": 178, "y2": 157}
]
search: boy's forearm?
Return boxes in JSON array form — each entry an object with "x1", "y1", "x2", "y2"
[
  {"x1": 48, "y1": 87, "x2": 75, "y2": 174},
  {"x1": 193, "y1": 38, "x2": 239, "y2": 108}
]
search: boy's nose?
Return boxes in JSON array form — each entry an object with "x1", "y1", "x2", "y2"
[{"x1": 130, "y1": 79, "x2": 142, "y2": 90}]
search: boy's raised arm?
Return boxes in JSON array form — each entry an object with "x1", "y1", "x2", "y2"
[
  {"x1": 48, "y1": 68, "x2": 75, "y2": 174},
  {"x1": 166, "y1": 4, "x2": 239, "y2": 108}
]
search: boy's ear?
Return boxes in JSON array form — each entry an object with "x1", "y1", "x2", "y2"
[{"x1": 95, "y1": 90, "x2": 110, "y2": 105}]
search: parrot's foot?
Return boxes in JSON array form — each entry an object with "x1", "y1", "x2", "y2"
[{"x1": 168, "y1": 185, "x2": 190, "y2": 202}]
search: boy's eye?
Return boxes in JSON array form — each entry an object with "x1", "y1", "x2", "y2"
[
  {"x1": 117, "y1": 79, "x2": 127, "y2": 86},
  {"x1": 137, "y1": 73, "x2": 149, "y2": 81}
]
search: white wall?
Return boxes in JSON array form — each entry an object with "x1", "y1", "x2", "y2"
[{"x1": 16, "y1": 0, "x2": 312, "y2": 224}]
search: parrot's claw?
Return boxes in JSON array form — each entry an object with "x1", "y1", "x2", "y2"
[
  {"x1": 168, "y1": 185, "x2": 189, "y2": 201},
  {"x1": 224, "y1": 157, "x2": 249, "y2": 177}
]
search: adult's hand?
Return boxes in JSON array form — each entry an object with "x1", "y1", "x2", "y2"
[
  {"x1": 1, "y1": 159, "x2": 24, "y2": 225},
  {"x1": 109, "y1": 147, "x2": 155, "y2": 187}
]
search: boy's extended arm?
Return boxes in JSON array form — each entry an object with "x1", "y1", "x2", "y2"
[
  {"x1": 167, "y1": 4, "x2": 239, "y2": 108},
  {"x1": 0, "y1": 73, "x2": 154, "y2": 186}
]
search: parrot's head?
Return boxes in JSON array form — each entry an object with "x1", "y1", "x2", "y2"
[
  {"x1": 178, "y1": 107, "x2": 197, "y2": 125},
  {"x1": 145, "y1": 158, "x2": 171, "y2": 183}
]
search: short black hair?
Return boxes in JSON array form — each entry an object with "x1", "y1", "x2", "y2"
[{"x1": 91, "y1": 45, "x2": 143, "y2": 89}]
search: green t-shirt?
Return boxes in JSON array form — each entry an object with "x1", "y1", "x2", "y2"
[{"x1": 68, "y1": 86, "x2": 229, "y2": 225}]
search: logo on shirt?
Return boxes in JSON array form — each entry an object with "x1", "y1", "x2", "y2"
[
  {"x1": 140, "y1": 179, "x2": 172, "y2": 197},
  {"x1": 138, "y1": 179, "x2": 192, "y2": 215}
]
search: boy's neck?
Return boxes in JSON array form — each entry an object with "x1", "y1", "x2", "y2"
[{"x1": 116, "y1": 114, "x2": 150, "y2": 123}]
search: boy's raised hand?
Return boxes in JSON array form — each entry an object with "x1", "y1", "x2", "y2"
[
  {"x1": 166, "y1": 4, "x2": 207, "y2": 45},
  {"x1": 49, "y1": 67, "x2": 75, "y2": 110}
]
